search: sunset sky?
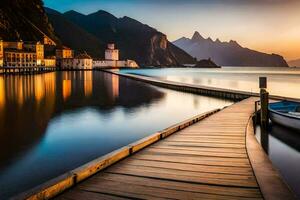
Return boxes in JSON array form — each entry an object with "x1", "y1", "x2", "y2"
[{"x1": 44, "y1": 0, "x2": 300, "y2": 60}]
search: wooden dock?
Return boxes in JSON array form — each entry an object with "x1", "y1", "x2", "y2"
[
  {"x1": 104, "y1": 70, "x2": 300, "y2": 103},
  {"x1": 47, "y1": 97, "x2": 293, "y2": 200}
]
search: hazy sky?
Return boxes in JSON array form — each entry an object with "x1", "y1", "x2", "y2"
[{"x1": 44, "y1": 0, "x2": 300, "y2": 60}]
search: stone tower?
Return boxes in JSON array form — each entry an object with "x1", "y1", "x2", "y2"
[{"x1": 105, "y1": 44, "x2": 119, "y2": 61}]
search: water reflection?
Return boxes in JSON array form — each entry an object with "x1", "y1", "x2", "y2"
[
  {"x1": 0, "y1": 71, "x2": 232, "y2": 199},
  {"x1": 122, "y1": 68, "x2": 300, "y2": 99},
  {"x1": 255, "y1": 123, "x2": 300, "y2": 198}
]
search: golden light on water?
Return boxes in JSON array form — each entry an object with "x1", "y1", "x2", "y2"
[
  {"x1": 17, "y1": 79, "x2": 24, "y2": 107},
  {"x1": 111, "y1": 74, "x2": 119, "y2": 100},
  {"x1": 63, "y1": 80, "x2": 72, "y2": 101},
  {"x1": 84, "y1": 71, "x2": 93, "y2": 97},
  {"x1": 0, "y1": 77, "x2": 5, "y2": 111},
  {"x1": 34, "y1": 76, "x2": 45, "y2": 104}
]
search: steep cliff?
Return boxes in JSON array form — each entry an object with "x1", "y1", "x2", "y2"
[
  {"x1": 47, "y1": 9, "x2": 194, "y2": 66},
  {"x1": 0, "y1": 0, "x2": 58, "y2": 42},
  {"x1": 173, "y1": 31, "x2": 289, "y2": 67}
]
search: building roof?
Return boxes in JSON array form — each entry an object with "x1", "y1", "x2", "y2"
[
  {"x1": 57, "y1": 45, "x2": 72, "y2": 50},
  {"x1": 75, "y1": 53, "x2": 92, "y2": 59}
]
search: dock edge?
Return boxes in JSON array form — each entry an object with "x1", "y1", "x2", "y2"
[
  {"x1": 12, "y1": 109, "x2": 220, "y2": 200},
  {"x1": 246, "y1": 115, "x2": 296, "y2": 200}
]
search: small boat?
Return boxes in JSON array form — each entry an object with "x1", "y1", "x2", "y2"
[{"x1": 269, "y1": 100, "x2": 300, "y2": 131}]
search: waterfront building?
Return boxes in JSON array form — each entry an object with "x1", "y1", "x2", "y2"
[
  {"x1": 0, "y1": 40, "x2": 3, "y2": 67},
  {"x1": 62, "y1": 53, "x2": 93, "y2": 70},
  {"x1": 4, "y1": 50, "x2": 37, "y2": 68},
  {"x1": 2, "y1": 41, "x2": 45, "y2": 67},
  {"x1": 56, "y1": 46, "x2": 73, "y2": 59},
  {"x1": 93, "y1": 44, "x2": 138, "y2": 68},
  {"x1": 93, "y1": 59, "x2": 138, "y2": 68},
  {"x1": 56, "y1": 46, "x2": 74, "y2": 67},
  {"x1": 43, "y1": 36, "x2": 56, "y2": 46},
  {"x1": 44, "y1": 56, "x2": 56, "y2": 67},
  {"x1": 105, "y1": 43, "x2": 119, "y2": 61},
  {"x1": 3, "y1": 41, "x2": 23, "y2": 50}
]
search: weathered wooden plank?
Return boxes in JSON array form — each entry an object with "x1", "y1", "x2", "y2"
[
  {"x1": 131, "y1": 154, "x2": 251, "y2": 167},
  {"x1": 54, "y1": 97, "x2": 277, "y2": 200},
  {"x1": 87, "y1": 173, "x2": 262, "y2": 198},
  {"x1": 164, "y1": 138, "x2": 245, "y2": 144},
  {"x1": 149, "y1": 145, "x2": 248, "y2": 154},
  {"x1": 142, "y1": 147, "x2": 248, "y2": 158},
  {"x1": 77, "y1": 178, "x2": 262, "y2": 200},
  {"x1": 104, "y1": 166, "x2": 258, "y2": 188},
  {"x1": 118, "y1": 159, "x2": 253, "y2": 175},
  {"x1": 157, "y1": 141, "x2": 245, "y2": 148},
  {"x1": 55, "y1": 189, "x2": 128, "y2": 200}
]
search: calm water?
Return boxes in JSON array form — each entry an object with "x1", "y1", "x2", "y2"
[
  {"x1": 122, "y1": 67, "x2": 300, "y2": 198},
  {"x1": 256, "y1": 124, "x2": 300, "y2": 199},
  {"x1": 0, "y1": 71, "x2": 233, "y2": 199},
  {"x1": 122, "y1": 67, "x2": 300, "y2": 99}
]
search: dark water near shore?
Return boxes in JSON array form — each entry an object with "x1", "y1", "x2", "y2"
[
  {"x1": 0, "y1": 71, "x2": 233, "y2": 199},
  {"x1": 256, "y1": 124, "x2": 300, "y2": 199}
]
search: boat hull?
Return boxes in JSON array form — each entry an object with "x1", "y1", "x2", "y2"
[{"x1": 269, "y1": 110, "x2": 300, "y2": 131}]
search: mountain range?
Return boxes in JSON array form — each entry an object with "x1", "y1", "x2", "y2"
[
  {"x1": 1, "y1": 1, "x2": 290, "y2": 68},
  {"x1": 173, "y1": 32, "x2": 288, "y2": 67},
  {"x1": 45, "y1": 8, "x2": 194, "y2": 66},
  {"x1": 288, "y1": 59, "x2": 300, "y2": 67}
]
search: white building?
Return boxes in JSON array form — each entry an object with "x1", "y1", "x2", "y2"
[
  {"x1": 105, "y1": 43, "x2": 119, "y2": 61},
  {"x1": 93, "y1": 44, "x2": 138, "y2": 68},
  {"x1": 93, "y1": 59, "x2": 138, "y2": 68},
  {"x1": 62, "y1": 53, "x2": 93, "y2": 70}
]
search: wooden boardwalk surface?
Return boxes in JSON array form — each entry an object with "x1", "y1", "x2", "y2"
[{"x1": 55, "y1": 97, "x2": 266, "y2": 200}]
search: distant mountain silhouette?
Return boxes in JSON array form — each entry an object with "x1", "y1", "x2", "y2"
[
  {"x1": 45, "y1": 8, "x2": 104, "y2": 57},
  {"x1": 46, "y1": 9, "x2": 194, "y2": 66},
  {"x1": 288, "y1": 59, "x2": 300, "y2": 67},
  {"x1": 196, "y1": 59, "x2": 220, "y2": 68},
  {"x1": 173, "y1": 31, "x2": 288, "y2": 67}
]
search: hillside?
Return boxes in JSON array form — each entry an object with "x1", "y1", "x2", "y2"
[
  {"x1": 45, "y1": 8, "x2": 104, "y2": 57},
  {"x1": 173, "y1": 31, "x2": 288, "y2": 67},
  {"x1": 0, "y1": 0, "x2": 58, "y2": 43},
  {"x1": 196, "y1": 59, "x2": 220, "y2": 68},
  {"x1": 46, "y1": 9, "x2": 195, "y2": 66},
  {"x1": 288, "y1": 59, "x2": 300, "y2": 67}
]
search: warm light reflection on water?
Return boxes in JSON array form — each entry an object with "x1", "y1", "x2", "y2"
[
  {"x1": 0, "y1": 77, "x2": 5, "y2": 110},
  {"x1": 63, "y1": 80, "x2": 71, "y2": 101},
  {"x1": 0, "y1": 71, "x2": 233, "y2": 199},
  {"x1": 84, "y1": 71, "x2": 93, "y2": 97},
  {"x1": 122, "y1": 67, "x2": 300, "y2": 99}
]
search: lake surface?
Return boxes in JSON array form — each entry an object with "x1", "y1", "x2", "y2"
[
  {"x1": 255, "y1": 124, "x2": 300, "y2": 199},
  {"x1": 122, "y1": 67, "x2": 300, "y2": 198},
  {"x1": 122, "y1": 67, "x2": 300, "y2": 99},
  {"x1": 0, "y1": 71, "x2": 233, "y2": 199}
]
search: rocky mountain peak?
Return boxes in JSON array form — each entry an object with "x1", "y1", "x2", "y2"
[
  {"x1": 229, "y1": 40, "x2": 240, "y2": 47},
  {"x1": 191, "y1": 31, "x2": 204, "y2": 42}
]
